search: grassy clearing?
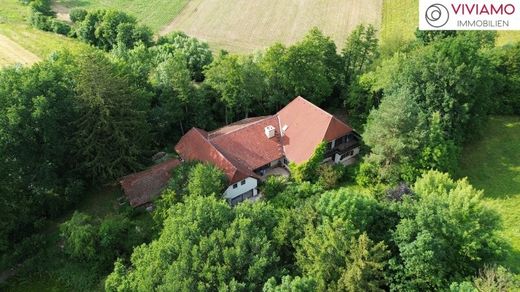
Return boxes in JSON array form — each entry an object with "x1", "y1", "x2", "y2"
[
  {"x1": 458, "y1": 116, "x2": 520, "y2": 273},
  {"x1": 160, "y1": 0, "x2": 383, "y2": 53},
  {"x1": 0, "y1": 0, "x2": 86, "y2": 67},
  {"x1": 380, "y1": 0, "x2": 520, "y2": 53},
  {"x1": 54, "y1": 0, "x2": 189, "y2": 32}
]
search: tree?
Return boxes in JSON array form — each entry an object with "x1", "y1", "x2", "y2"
[
  {"x1": 316, "y1": 189, "x2": 395, "y2": 243},
  {"x1": 489, "y1": 43, "x2": 520, "y2": 115},
  {"x1": 187, "y1": 163, "x2": 227, "y2": 196},
  {"x1": 341, "y1": 24, "x2": 380, "y2": 123},
  {"x1": 360, "y1": 90, "x2": 424, "y2": 184},
  {"x1": 105, "y1": 196, "x2": 280, "y2": 291},
  {"x1": 151, "y1": 52, "x2": 193, "y2": 138},
  {"x1": 60, "y1": 212, "x2": 97, "y2": 260},
  {"x1": 72, "y1": 50, "x2": 150, "y2": 181},
  {"x1": 263, "y1": 276, "x2": 318, "y2": 292},
  {"x1": 259, "y1": 28, "x2": 340, "y2": 108},
  {"x1": 317, "y1": 164, "x2": 344, "y2": 190},
  {"x1": 419, "y1": 112, "x2": 459, "y2": 173},
  {"x1": 296, "y1": 219, "x2": 388, "y2": 291},
  {"x1": 0, "y1": 52, "x2": 85, "y2": 260},
  {"x1": 75, "y1": 9, "x2": 152, "y2": 51},
  {"x1": 389, "y1": 171, "x2": 505, "y2": 291},
  {"x1": 342, "y1": 24, "x2": 379, "y2": 87},
  {"x1": 205, "y1": 53, "x2": 266, "y2": 123},
  {"x1": 157, "y1": 32, "x2": 213, "y2": 81},
  {"x1": 371, "y1": 32, "x2": 496, "y2": 143},
  {"x1": 337, "y1": 233, "x2": 389, "y2": 292}
]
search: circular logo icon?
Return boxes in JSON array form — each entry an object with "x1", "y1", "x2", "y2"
[{"x1": 425, "y1": 4, "x2": 449, "y2": 28}]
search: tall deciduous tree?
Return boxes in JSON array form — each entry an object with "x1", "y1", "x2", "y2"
[
  {"x1": 105, "y1": 196, "x2": 280, "y2": 291},
  {"x1": 389, "y1": 171, "x2": 505, "y2": 291},
  {"x1": 205, "y1": 53, "x2": 265, "y2": 123},
  {"x1": 72, "y1": 50, "x2": 150, "y2": 181},
  {"x1": 187, "y1": 163, "x2": 227, "y2": 196}
]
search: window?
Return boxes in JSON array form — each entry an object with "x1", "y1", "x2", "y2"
[
  {"x1": 233, "y1": 183, "x2": 238, "y2": 189},
  {"x1": 241, "y1": 180, "x2": 246, "y2": 185}
]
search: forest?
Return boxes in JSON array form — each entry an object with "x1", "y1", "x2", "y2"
[{"x1": 1, "y1": 1, "x2": 520, "y2": 291}]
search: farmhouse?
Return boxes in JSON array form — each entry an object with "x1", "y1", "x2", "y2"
[{"x1": 175, "y1": 96, "x2": 360, "y2": 205}]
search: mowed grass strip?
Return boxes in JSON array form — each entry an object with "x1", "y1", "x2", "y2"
[
  {"x1": 0, "y1": 0, "x2": 87, "y2": 67},
  {"x1": 380, "y1": 0, "x2": 520, "y2": 52},
  {"x1": 160, "y1": 0, "x2": 383, "y2": 53},
  {"x1": 458, "y1": 116, "x2": 520, "y2": 273},
  {"x1": 54, "y1": 0, "x2": 189, "y2": 32}
]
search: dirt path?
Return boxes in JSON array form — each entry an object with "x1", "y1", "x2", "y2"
[
  {"x1": 0, "y1": 34, "x2": 40, "y2": 66},
  {"x1": 51, "y1": 2, "x2": 71, "y2": 23}
]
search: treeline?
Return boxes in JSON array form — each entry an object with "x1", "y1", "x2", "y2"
[{"x1": 103, "y1": 169, "x2": 515, "y2": 291}]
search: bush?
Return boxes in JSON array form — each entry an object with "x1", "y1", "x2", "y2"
[
  {"x1": 50, "y1": 19, "x2": 71, "y2": 35},
  {"x1": 30, "y1": 11, "x2": 51, "y2": 31},
  {"x1": 69, "y1": 8, "x2": 87, "y2": 23},
  {"x1": 317, "y1": 164, "x2": 344, "y2": 190},
  {"x1": 60, "y1": 212, "x2": 97, "y2": 260},
  {"x1": 29, "y1": 0, "x2": 54, "y2": 16},
  {"x1": 261, "y1": 175, "x2": 288, "y2": 200}
]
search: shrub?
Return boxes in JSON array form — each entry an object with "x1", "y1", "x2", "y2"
[
  {"x1": 69, "y1": 8, "x2": 87, "y2": 23},
  {"x1": 60, "y1": 212, "x2": 97, "y2": 260},
  {"x1": 317, "y1": 163, "x2": 344, "y2": 190},
  {"x1": 50, "y1": 19, "x2": 71, "y2": 35},
  {"x1": 261, "y1": 175, "x2": 288, "y2": 200}
]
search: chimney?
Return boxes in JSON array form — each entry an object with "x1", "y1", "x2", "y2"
[{"x1": 264, "y1": 125, "x2": 275, "y2": 138}]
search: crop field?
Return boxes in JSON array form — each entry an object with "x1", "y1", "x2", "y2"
[
  {"x1": 0, "y1": 34, "x2": 40, "y2": 66},
  {"x1": 458, "y1": 116, "x2": 520, "y2": 273},
  {"x1": 160, "y1": 0, "x2": 383, "y2": 52},
  {"x1": 381, "y1": 0, "x2": 520, "y2": 53},
  {"x1": 54, "y1": 0, "x2": 189, "y2": 32},
  {"x1": 0, "y1": 0, "x2": 86, "y2": 67}
]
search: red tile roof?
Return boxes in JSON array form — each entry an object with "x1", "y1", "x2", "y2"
[
  {"x1": 174, "y1": 96, "x2": 354, "y2": 183},
  {"x1": 175, "y1": 128, "x2": 257, "y2": 184},
  {"x1": 278, "y1": 96, "x2": 353, "y2": 163},
  {"x1": 119, "y1": 158, "x2": 181, "y2": 207}
]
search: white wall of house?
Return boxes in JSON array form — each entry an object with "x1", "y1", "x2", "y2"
[
  {"x1": 334, "y1": 147, "x2": 360, "y2": 163},
  {"x1": 223, "y1": 177, "x2": 258, "y2": 200}
]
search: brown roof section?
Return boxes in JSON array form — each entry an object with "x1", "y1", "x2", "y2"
[
  {"x1": 174, "y1": 128, "x2": 257, "y2": 184},
  {"x1": 119, "y1": 158, "x2": 181, "y2": 207},
  {"x1": 211, "y1": 116, "x2": 284, "y2": 170},
  {"x1": 277, "y1": 96, "x2": 353, "y2": 164}
]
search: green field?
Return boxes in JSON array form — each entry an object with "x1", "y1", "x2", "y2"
[
  {"x1": 0, "y1": 0, "x2": 86, "y2": 67},
  {"x1": 381, "y1": 0, "x2": 520, "y2": 53},
  {"x1": 458, "y1": 116, "x2": 520, "y2": 273},
  {"x1": 54, "y1": 0, "x2": 189, "y2": 32}
]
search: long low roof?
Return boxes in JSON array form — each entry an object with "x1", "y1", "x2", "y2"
[{"x1": 119, "y1": 158, "x2": 181, "y2": 207}]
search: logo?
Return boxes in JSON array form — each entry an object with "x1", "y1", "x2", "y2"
[{"x1": 425, "y1": 4, "x2": 450, "y2": 27}]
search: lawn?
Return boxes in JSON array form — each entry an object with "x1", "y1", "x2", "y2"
[
  {"x1": 159, "y1": 0, "x2": 383, "y2": 52},
  {"x1": 53, "y1": 0, "x2": 189, "y2": 33},
  {"x1": 380, "y1": 0, "x2": 520, "y2": 54},
  {"x1": 458, "y1": 116, "x2": 520, "y2": 273},
  {"x1": 0, "y1": 0, "x2": 86, "y2": 67}
]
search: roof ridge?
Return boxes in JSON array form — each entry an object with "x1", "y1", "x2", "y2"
[
  {"x1": 295, "y1": 96, "x2": 334, "y2": 118},
  {"x1": 208, "y1": 115, "x2": 274, "y2": 139}
]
